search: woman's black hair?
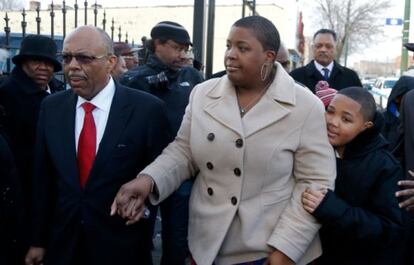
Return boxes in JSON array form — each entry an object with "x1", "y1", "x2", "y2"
[{"x1": 232, "y1": 15, "x2": 280, "y2": 53}]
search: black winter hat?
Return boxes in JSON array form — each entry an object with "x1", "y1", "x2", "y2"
[
  {"x1": 404, "y1": 43, "x2": 414, "y2": 52},
  {"x1": 12, "y1": 34, "x2": 62, "y2": 72},
  {"x1": 150, "y1": 21, "x2": 192, "y2": 45}
]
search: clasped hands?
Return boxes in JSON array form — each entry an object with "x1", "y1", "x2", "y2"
[{"x1": 110, "y1": 174, "x2": 153, "y2": 225}]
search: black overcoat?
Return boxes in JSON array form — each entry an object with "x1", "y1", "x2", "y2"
[{"x1": 290, "y1": 60, "x2": 362, "y2": 93}]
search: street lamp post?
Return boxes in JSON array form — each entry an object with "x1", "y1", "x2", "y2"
[{"x1": 401, "y1": 0, "x2": 411, "y2": 74}]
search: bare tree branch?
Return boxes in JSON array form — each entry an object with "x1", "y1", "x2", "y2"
[
  {"x1": 310, "y1": 0, "x2": 391, "y2": 63},
  {"x1": 0, "y1": 0, "x2": 24, "y2": 11}
]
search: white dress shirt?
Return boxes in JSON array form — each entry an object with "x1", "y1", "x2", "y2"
[
  {"x1": 75, "y1": 77, "x2": 115, "y2": 154},
  {"x1": 314, "y1": 60, "x2": 334, "y2": 79}
]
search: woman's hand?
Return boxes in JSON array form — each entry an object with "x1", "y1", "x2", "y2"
[
  {"x1": 110, "y1": 174, "x2": 154, "y2": 225},
  {"x1": 301, "y1": 188, "x2": 327, "y2": 213},
  {"x1": 264, "y1": 250, "x2": 294, "y2": 265}
]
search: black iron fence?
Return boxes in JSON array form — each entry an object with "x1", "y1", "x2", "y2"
[{"x1": 0, "y1": 1, "x2": 137, "y2": 74}]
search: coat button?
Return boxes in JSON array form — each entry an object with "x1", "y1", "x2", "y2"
[
  {"x1": 207, "y1": 133, "x2": 215, "y2": 141},
  {"x1": 207, "y1": 187, "x2": 214, "y2": 196},
  {"x1": 234, "y1": 168, "x2": 241, "y2": 176},
  {"x1": 235, "y1": 138, "x2": 243, "y2": 148},
  {"x1": 207, "y1": 162, "x2": 214, "y2": 170},
  {"x1": 231, "y1": 196, "x2": 237, "y2": 205}
]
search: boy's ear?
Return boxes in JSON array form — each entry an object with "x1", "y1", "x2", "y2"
[{"x1": 364, "y1": 121, "x2": 374, "y2": 129}]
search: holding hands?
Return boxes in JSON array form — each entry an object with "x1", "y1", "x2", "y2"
[
  {"x1": 110, "y1": 174, "x2": 154, "y2": 225},
  {"x1": 301, "y1": 187, "x2": 327, "y2": 213},
  {"x1": 396, "y1": 170, "x2": 414, "y2": 211}
]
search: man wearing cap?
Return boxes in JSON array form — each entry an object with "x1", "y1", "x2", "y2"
[
  {"x1": 0, "y1": 34, "x2": 63, "y2": 265},
  {"x1": 290, "y1": 29, "x2": 362, "y2": 92},
  {"x1": 113, "y1": 42, "x2": 140, "y2": 70},
  {"x1": 111, "y1": 43, "x2": 129, "y2": 81},
  {"x1": 121, "y1": 21, "x2": 204, "y2": 265}
]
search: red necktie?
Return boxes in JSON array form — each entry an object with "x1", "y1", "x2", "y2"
[{"x1": 78, "y1": 102, "x2": 96, "y2": 188}]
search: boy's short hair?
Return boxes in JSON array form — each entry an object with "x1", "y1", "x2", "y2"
[{"x1": 337, "y1": 86, "x2": 376, "y2": 121}]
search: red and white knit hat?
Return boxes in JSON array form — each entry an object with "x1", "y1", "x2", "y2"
[{"x1": 315, "y1": 80, "x2": 338, "y2": 107}]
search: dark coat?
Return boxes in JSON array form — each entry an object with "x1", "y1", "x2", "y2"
[
  {"x1": 0, "y1": 66, "x2": 64, "y2": 262},
  {"x1": 383, "y1": 76, "x2": 414, "y2": 151},
  {"x1": 312, "y1": 113, "x2": 404, "y2": 265},
  {"x1": 290, "y1": 60, "x2": 362, "y2": 93},
  {"x1": 0, "y1": 133, "x2": 23, "y2": 265},
  {"x1": 0, "y1": 66, "x2": 64, "y2": 204},
  {"x1": 393, "y1": 88, "x2": 414, "y2": 265},
  {"x1": 122, "y1": 54, "x2": 204, "y2": 134},
  {"x1": 397, "y1": 89, "x2": 414, "y2": 178},
  {"x1": 31, "y1": 83, "x2": 172, "y2": 265}
]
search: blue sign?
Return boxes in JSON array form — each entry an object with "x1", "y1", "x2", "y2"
[{"x1": 386, "y1": 18, "x2": 403, "y2": 26}]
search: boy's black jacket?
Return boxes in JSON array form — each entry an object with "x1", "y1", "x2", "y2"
[{"x1": 313, "y1": 112, "x2": 405, "y2": 265}]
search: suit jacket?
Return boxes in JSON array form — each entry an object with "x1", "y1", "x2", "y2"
[
  {"x1": 290, "y1": 60, "x2": 362, "y2": 93},
  {"x1": 31, "y1": 82, "x2": 172, "y2": 265},
  {"x1": 144, "y1": 63, "x2": 336, "y2": 265}
]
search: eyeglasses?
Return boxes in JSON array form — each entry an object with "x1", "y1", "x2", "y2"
[
  {"x1": 60, "y1": 53, "x2": 108, "y2": 65},
  {"x1": 165, "y1": 41, "x2": 189, "y2": 54}
]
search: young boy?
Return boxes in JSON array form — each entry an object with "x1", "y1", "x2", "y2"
[{"x1": 302, "y1": 86, "x2": 404, "y2": 265}]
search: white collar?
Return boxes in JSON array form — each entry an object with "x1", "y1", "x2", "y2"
[
  {"x1": 76, "y1": 77, "x2": 115, "y2": 112},
  {"x1": 314, "y1": 60, "x2": 334, "y2": 73}
]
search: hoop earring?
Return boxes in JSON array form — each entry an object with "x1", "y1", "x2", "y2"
[{"x1": 261, "y1": 63, "x2": 270, "y2": 81}]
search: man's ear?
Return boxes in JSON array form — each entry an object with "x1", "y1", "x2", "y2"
[{"x1": 364, "y1": 121, "x2": 374, "y2": 129}]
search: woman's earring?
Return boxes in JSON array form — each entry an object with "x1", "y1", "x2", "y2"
[{"x1": 261, "y1": 63, "x2": 269, "y2": 81}]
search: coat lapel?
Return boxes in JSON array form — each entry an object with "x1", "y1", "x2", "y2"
[
  {"x1": 85, "y1": 84, "x2": 133, "y2": 188},
  {"x1": 243, "y1": 63, "x2": 296, "y2": 138},
  {"x1": 57, "y1": 91, "x2": 80, "y2": 191},
  {"x1": 204, "y1": 77, "x2": 244, "y2": 136}
]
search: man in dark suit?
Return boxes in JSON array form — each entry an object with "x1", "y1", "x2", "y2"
[
  {"x1": 25, "y1": 26, "x2": 171, "y2": 265},
  {"x1": 290, "y1": 29, "x2": 362, "y2": 93},
  {"x1": 0, "y1": 35, "x2": 64, "y2": 265}
]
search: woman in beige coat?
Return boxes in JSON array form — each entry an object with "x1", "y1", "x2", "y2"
[{"x1": 112, "y1": 16, "x2": 336, "y2": 265}]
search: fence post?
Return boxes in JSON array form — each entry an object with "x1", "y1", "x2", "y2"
[
  {"x1": 36, "y1": 6, "x2": 41, "y2": 34},
  {"x1": 102, "y1": 10, "x2": 106, "y2": 31},
  {"x1": 118, "y1": 26, "x2": 121, "y2": 42},
  {"x1": 84, "y1": 0, "x2": 88, "y2": 25},
  {"x1": 21, "y1": 9, "x2": 27, "y2": 38},
  {"x1": 62, "y1": 0, "x2": 67, "y2": 38},
  {"x1": 4, "y1": 13, "x2": 11, "y2": 73},
  {"x1": 74, "y1": 0, "x2": 78, "y2": 28},
  {"x1": 94, "y1": 1, "x2": 98, "y2": 27},
  {"x1": 50, "y1": 1, "x2": 55, "y2": 39},
  {"x1": 111, "y1": 18, "x2": 114, "y2": 40}
]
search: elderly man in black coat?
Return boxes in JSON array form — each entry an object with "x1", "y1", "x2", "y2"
[
  {"x1": 290, "y1": 29, "x2": 362, "y2": 93},
  {"x1": 0, "y1": 34, "x2": 63, "y2": 265}
]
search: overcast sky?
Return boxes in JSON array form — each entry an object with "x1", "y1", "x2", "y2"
[{"x1": 28, "y1": 0, "x2": 409, "y2": 67}]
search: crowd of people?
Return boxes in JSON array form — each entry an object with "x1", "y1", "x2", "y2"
[{"x1": 0, "y1": 13, "x2": 413, "y2": 265}]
